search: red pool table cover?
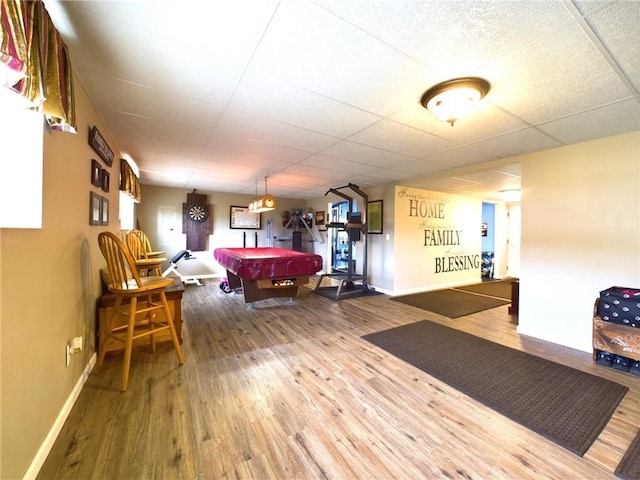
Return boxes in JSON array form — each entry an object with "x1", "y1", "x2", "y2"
[{"x1": 214, "y1": 248, "x2": 323, "y2": 280}]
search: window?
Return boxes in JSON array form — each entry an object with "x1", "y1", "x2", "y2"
[
  {"x1": 0, "y1": 87, "x2": 44, "y2": 228},
  {"x1": 119, "y1": 191, "x2": 135, "y2": 230}
]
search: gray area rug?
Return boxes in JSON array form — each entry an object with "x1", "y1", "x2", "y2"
[
  {"x1": 615, "y1": 428, "x2": 640, "y2": 480},
  {"x1": 455, "y1": 279, "x2": 515, "y2": 300},
  {"x1": 390, "y1": 289, "x2": 509, "y2": 318},
  {"x1": 362, "y1": 320, "x2": 628, "y2": 456}
]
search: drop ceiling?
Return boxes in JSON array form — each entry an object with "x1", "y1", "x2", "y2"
[{"x1": 45, "y1": 0, "x2": 639, "y2": 202}]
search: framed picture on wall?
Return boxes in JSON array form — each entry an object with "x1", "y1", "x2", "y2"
[
  {"x1": 91, "y1": 159, "x2": 102, "y2": 187},
  {"x1": 315, "y1": 210, "x2": 325, "y2": 226},
  {"x1": 101, "y1": 169, "x2": 110, "y2": 193},
  {"x1": 89, "y1": 191, "x2": 101, "y2": 225},
  {"x1": 230, "y1": 205, "x2": 261, "y2": 229},
  {"x1": 367, "y1": 200, "x2": 383, "y2": 234},
  {"x1": 101, "y1": 197, "x2": 109, "y2": 225}
]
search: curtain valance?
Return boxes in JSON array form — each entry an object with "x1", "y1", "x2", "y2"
[
  {"x1": 120, "y1": 159, "x2": 141, "y2": 203},
  {"x1": 0, "y1": 0, "x2": 76, "y2": 133}
]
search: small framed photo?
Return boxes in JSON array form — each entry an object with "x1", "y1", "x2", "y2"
[
  {"x1": 367, "y1": 200, "x2": 383, "y2": 234},
  {"x1": 230, "y1": 205, "x2": 261, "y2": 229},
  {"x1": 91, "y1": 159, "x2": 102, "y2": 187},
  {"x1": 101, "y1": 169, "x2": 110, "y2": 193},
  {"x1": 89, "y1": 191, "x2": 101, "y2": 226},
  {"x1": 315, "y1": 210, "x2": 325, "y2": 226},
  {"x1": 101, "y1": 197, "x2": 109, "y2": 225}
]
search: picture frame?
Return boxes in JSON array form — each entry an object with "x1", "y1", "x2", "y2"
[
  {"x1": 230, "y1": 205, "x2": 261, "y2": 229},
  {"x1": 367, "y1": 199, "x2": 383, "y2": 234},
  {"x1": 88, "y1": 125, "x2": 114, "y2": 167},
  {"x1": 89, "y1": 191, "x2": 101, "y2": 226},
  {"x1": 315, "y1": 210, "x2": 325, "y2": 226},
  {"x1": 303, "y1": 213, "x2": 313, "y2": 228},
  {"x1": 101, "y1": 169, "x2": 110, "y2": 192},
  {"x1": 91, "y1": 159, "x2": 102, "y2": 187},
  {"x1": 101, "y1": 196, "x2": 109, "y2": 226}
]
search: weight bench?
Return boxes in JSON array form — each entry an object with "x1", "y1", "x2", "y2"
[{"x1": 162, "y1": 250, "x2": 204, "y2": 286}]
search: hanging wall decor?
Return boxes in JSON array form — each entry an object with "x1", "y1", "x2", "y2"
[
  {"x1": 182, "y1": 191, "x2": 212, "y2": 251},
  {"x1": 89, "y1": 192, "x2": 101, "y2": 226},
  {"x1": 91, "y1": 159, "x2": 102, "y2": 187},
  {"x1": 88, "y1": 126, "x2": 114, "y2": 167}
]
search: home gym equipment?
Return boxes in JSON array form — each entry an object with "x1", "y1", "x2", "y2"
[
  {"x1": 314, "y1": 183, "x2": 371, "y2": 300},
  {"x1": 274, "y1": 208, "x2": 319, "y2": 250},
  {"x1": 162, "y1": 249, "x2": 205, "y2": 286}
]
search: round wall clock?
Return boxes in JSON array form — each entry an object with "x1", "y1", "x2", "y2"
[{"x1": 187, "y1": 203, "x2": 208, "y2": 222}]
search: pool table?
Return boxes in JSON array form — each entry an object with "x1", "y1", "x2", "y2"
[{"x1": 213, "y1": 247, "x2": 323, "y2": 304}]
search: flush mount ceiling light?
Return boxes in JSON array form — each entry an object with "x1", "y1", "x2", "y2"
[{"x1": 421, "y1": 77, "x2": 490, "y2": 126}]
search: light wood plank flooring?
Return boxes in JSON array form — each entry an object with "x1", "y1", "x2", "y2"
[{"x1": 37, "y1": 279, "x2": 639, "y2": 479}]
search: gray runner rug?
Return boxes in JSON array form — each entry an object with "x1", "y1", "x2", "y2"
[{"x1": 362, "y1": 320, "x2": 628, "y2": 456}]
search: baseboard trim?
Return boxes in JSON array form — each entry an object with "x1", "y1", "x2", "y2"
[{"x1": 23, "y1": 353, "x2": 97, "y2": 480}]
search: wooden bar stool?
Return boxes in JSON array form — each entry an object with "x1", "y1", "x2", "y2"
[
  {"x1": 96, "y1": 231, "x2": 185, "y2": 391},
  {"x1": 125, "y1": 229, "x2": 166, "y2": 277}
]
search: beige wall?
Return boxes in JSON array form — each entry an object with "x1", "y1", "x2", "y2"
[
  {"x1": 518, "y1": 131, "x2": 640, "y2": 352},
  {"x1": 137, "y1": 185, "x2": 316, "y2": 278},
  {"x1": 0, "y1": 81, "x2": 120, "y2": 479}
]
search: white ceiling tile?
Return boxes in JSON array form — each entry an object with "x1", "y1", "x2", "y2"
[
  {"x1": 584, "y1": 1, "x2": 640, "y2": 92},
  {"x1": 349, "y1": 120, "x2": 458, "y2": 157},
  {"x1": 315, "y1": 0, "x2": 574, "y2": 72},
  {"x1": 101, "y1": 110, "x2": 212, "y2": 147},
  {"x1": 300, "y1": 155, "x2": 375, "y2": 176},
  {"x1": 44, "y1": 0, "x2": 640, "y2": 199},
  {"x1": 478, "y1": 24, "x2": 632, "y2": 125},
  {"x1": 470, "y1": 128, "x2": 563, "y2": 158},
  {"x1": 214, "y1": 111, "x2": 339, "y2": 153},
  {"x1": 536, "y1": 98, "x2": 640, "y2": 145},
  {"x1": 249, "y1": 0, "x2": 427, "y2": 116},
  {"x1": 228, "y1": 69, "x2": 382, "y2": 138},
  {"x1": 319, "y1": 140, "x2": 417, "y2": 167}
]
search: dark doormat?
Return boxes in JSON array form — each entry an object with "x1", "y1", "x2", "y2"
[
  {"x1": 390, "y1": 289, "x2": 509, "y2": 318},
  {"x1": 615, "y1": 429, "x2": 640, "y2": 480},
  {"x1": 362, "y1": 320, "x2": 628, "y2": 456},
  {"x1": 454, "y1": 279, "x2": 515, "y2": 300}
]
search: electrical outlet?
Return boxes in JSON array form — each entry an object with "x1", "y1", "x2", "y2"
[
  {"x1": 65, "y1": 343, "x2": 71, "y2": 367},
  {"x1": 73, "y1": 336, "x2": 83, "y2": 353}
]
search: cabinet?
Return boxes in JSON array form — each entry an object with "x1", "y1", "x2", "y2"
[
  {"x1": 508, "y1": 280, "x2": 519, "y2": 317},
  {"x1": 97, "y1": 278, "x2": 184, "y2": 356}
]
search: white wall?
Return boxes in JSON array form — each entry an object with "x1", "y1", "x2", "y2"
[
  {"x1": 518, "y1": 132, "x2": 640, "y2": 352},
  {"x1": 393, "y1": 186, "x2": 482, "y2": 294}
]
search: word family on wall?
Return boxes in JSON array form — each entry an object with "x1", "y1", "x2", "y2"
[{"x1": 395, "y1": 186, "x2": 482, "y2": 290}]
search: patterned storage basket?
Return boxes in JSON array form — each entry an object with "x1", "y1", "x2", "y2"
[{"x1": 598, "y1": 286, "x2": 640, "y2": 328}]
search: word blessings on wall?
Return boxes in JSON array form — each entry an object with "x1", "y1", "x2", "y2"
[{"x1": 395, "y1": 186, "x2": 481, "y2": 282}]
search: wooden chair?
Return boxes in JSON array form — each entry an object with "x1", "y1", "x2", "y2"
[
  {"x1": 96, "y1": 231, "x2": 185, "y2": 391},
  {"x1": 128, "y1": 229, "x2": 165, "y2": 257},
  {"x1": 125, "y1": 229, "x2": 166, "y2": 276}
]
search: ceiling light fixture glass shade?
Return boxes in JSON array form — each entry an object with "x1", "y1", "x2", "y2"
[
  {"x1": 421, "y1": 77, "x2": 490, "y2": 126},
  {"x1": 248, "y1": 176, "x2": 276, "y2": 213}
]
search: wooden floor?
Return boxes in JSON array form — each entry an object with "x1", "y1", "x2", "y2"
[{"x1": 38, "y1": 279, "x2": 639, "y2": 479}]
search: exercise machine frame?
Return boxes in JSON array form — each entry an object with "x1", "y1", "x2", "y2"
[{"x1": 314, "y1": 183, "x2": 371, "y2": 300}]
